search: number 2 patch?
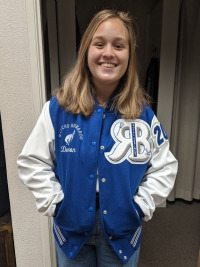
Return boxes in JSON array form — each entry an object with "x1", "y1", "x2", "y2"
[{"x1": 152, "y1": 122, "x2": 168, "y2": 148}]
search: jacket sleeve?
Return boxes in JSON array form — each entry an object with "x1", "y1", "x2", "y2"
[
  {"x1": 17, "y1": 101, "x2": 64, "y2": 216},
  {"x1": 133, "y1": 115, "x2": 178, "y2": 221}
]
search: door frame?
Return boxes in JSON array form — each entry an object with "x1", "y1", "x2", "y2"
[{"x1": 25, "y1": 0, "x2": 56, "y2": 266}]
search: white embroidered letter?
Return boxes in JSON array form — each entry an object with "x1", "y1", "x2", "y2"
[{"x1": 105, "y1": 119, "x2": 152, "y2": 164}]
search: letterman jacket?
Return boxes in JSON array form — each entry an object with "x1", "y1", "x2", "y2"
[{"x1": 17, "y1": 96, "x2": 178, "y2": 263}]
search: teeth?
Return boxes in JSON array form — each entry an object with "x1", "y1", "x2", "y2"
[{"x1": 101, "y1": 63, "x2": 115, "y2": 68}]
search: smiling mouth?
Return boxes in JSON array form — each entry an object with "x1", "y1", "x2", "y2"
[{"x1": 100, "y1": 63, "x2": 116, "y2": 68}]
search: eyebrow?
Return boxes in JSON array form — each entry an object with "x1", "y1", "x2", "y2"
[{"x1": 92, "y1": 36, "x2": 127, "y2": 43}]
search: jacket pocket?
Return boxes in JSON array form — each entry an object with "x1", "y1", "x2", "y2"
[
  {"x1": 133, "y1": 201, "x2": 144, "y2": 221},
  {"x1": 54, "y1": 200, "x2": 62, "y2": 217}
]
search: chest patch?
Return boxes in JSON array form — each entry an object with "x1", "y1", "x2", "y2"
[
  {"x1": 105, "y1": 119, "x2": 152, "y2": 164},
  {"x1": 59, "y1": 123, "x2": 83, "y2": 153}
]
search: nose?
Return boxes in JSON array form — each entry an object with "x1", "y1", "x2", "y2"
[{"x1": 102, "y1": 44, "x2": 114, "y2": 58}]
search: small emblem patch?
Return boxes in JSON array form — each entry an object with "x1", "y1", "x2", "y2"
[
  {"x1": 65, "y1": 130, "x2": 75, "y2": 145},
  {"x1": 59, "y1": 123, "x2": 83, "y2": 153}
]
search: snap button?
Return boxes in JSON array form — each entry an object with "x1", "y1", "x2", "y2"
[
  {"x1": 119, "y1": 250, "x2": 122, "y2": 254},
  {"x1": 89, "y1": 207, "x2": 94, "y2": 212},
  {"x1": 92, "y1": 141, "x2": 96, "y2": 146},
  {"x1": 108, "y1": 236, "x2": 112, "y2": 240},
  {"x1": 103, "y1": 114, "x2": 106, "y2": 119},
  {"x1": 89, "y1": 174, "x2": 94, "y2": 179},
  {"x1": 101, "y1": 178, "x2": 106, "y2": 183},
  {"x1": 103, "y1": 210, "x2": 107, "y2": 215},
  {"x1": 124, "y1": 256, "x2": 127, "y2": 260},
  {"x1": 100, "y1": 145, "x2": 104, "y2": 150}
]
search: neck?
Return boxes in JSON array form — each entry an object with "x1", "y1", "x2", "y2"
[
  {"x1": 96, "y1": 94, "x2": 109, "y2": 106},
  {"x1": 93, "y1": 82, "x2": 119, "y2": 106}
]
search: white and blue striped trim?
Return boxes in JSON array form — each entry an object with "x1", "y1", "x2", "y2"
[
  {"x1": 130, "y1": 226, "x2": 142, "y2": 248},
  {"x1": 54, "y1": 223, "x2": 67, "y2": 246}
]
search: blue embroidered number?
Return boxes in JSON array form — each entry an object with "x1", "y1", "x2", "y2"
[
  {"x1": 154, "y1": 125, "x2": 164, "y2": 146},
  {"x1": 153, "y1": 123, "x2": 168, "y2": 147},
  {"x1": 160, "y1": 124, "x2": 168, "y2": 140}
]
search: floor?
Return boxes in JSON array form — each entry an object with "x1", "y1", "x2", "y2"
[{"x1": 138, "y1": 200, "x2": 200, "y2": 267}]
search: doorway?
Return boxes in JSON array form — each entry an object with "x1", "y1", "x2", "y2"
[
  {"x1": 0, "y1": 114, "x2": 16, "y2": 267},
  {"x1": 41, "y1": 0, "x2": 162, "y2": 107}
]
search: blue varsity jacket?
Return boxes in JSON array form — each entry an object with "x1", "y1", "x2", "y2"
[
  {"x1": 49, "y1": 96, "x2": 177, "y2": 263},
  {"x1": 17, "y1": 96, "x2": 178, "y2": 263}
]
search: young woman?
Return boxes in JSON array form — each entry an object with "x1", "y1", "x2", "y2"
[{"x1": 17, "y1": 10, "x2": 178, "y2": 267}]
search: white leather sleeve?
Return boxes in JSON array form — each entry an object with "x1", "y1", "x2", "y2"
[
  {"x1": 133, "y1": 115, "x2": 178, "y2": 221},
  {"x1": 17, "y1": 101, "x2": 64, "y2": 216}
]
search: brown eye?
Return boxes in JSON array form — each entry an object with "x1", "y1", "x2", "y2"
[
  {"x1": 96, "y1": 43, "x2": 104, "y2": 48},
  {"x1": 115, "y1": 44, "x2": 123, "y2": 49}
]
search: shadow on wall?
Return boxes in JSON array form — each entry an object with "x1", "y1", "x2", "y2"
[
  {"x1": 0, "y1": 114, "x2": 16, "y2": 267},
  {"x1": 0, "y1": 113, "x2": 10, "y2": 217}
]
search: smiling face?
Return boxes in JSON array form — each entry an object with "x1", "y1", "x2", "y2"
[{"x1": 87, "y1": 18, "x2": 130, "y2": 101}]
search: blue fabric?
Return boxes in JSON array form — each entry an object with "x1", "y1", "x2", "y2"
[
  {"x1": 133, "y1": 201, "x2": 144, "y2": 219},
  {"x1": 55, "y1": 209, "x2": 140, "y2": 267},
  {"x1": 50, "y1": 97, "x2": 154, "y2": 263}
]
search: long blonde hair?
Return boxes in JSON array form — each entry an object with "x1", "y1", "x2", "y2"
[{"x1": 56, "y1": 9, "x2": 148, "y2": 119}]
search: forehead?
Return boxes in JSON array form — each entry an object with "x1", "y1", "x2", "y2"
[{"x1": 92, "y1": 18, "x2": 129, "y2": 41}]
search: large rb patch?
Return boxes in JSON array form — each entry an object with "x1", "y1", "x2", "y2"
[{"x1": 105, "y1": 119, "x2": 152, "y2": 164}]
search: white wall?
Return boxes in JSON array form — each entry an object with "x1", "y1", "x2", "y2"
[{"x1": 0, "y1": 1, "x2": 52, "y2": 266}]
